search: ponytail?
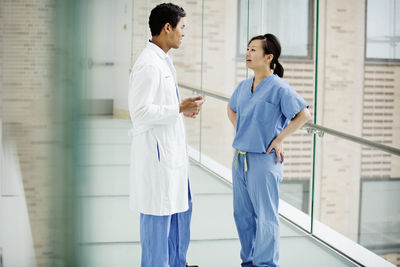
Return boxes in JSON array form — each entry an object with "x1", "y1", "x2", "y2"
[{"x1": 273, "y1": 61, "x2": 284, "y2": 78}]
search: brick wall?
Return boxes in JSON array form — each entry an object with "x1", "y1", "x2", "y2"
[
  {"x1": 0, "y1": 0, "x2": 57, "y2": 266},
  {"x1": 362, "y1": 65, "x2": 400, "y2": 179}
]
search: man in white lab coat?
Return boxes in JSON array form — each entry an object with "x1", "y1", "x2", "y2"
[{"x1": 128, "y1": 3, "x2": 205, "y2": 267}]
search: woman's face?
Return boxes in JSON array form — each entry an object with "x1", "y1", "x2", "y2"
[{"x1": 245, "y1": 39, "x2": 271, "y2": 70}]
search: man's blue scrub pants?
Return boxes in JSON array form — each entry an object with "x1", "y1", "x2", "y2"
[
  {"x1": 233, "y1": 151, "x2": 283, "y2": 267},
  {"x1": 140, "y1": 189, "x2": 192, "y2": 267}
]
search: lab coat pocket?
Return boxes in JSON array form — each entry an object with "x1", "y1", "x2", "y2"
[
  {"x1": 254, "y1": 100, "x2": 278, "y2": 123},
  {"x1": 156, "y1": 142, "x2": 160, "y2": 162},
  {"x1": 153, "y1": 133, "x2": 186, "y2": 169},
  {"x1": 151, "y1": 134, "x2": 161, "y2": 163},
  {"x1": 165, "y1": 142, "x2": 186, "y2": 169}
]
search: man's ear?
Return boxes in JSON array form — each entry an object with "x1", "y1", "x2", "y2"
[{"x1": 163, "y1": 23, "x2": 172, "y2": 34}]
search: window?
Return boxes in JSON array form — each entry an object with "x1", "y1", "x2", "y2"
[
  {"x1": 366, "y1": 0, "x2": 400, "y2": 61},
  {"x1": 237, "y1": 0, "x2": 313, "y2": 59},
  {"x1": 359, "y1": 179, "x2": 400, "y2": 254}
]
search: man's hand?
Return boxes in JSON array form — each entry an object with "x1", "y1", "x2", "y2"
[
  {"x1": 183, "y1": 112, "x2": 197, "y2": 118},
  {"x1": 179, "y1": 96, "x2": 206, "y2": 117}
]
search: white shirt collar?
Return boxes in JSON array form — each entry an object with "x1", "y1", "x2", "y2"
[{"x1": 147, "y1": 41, "x2": 169, "y2": 60}]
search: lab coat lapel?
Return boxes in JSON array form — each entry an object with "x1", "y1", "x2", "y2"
[{"x1": 165, "y1": 56, "x2": 180, "y2": 103}]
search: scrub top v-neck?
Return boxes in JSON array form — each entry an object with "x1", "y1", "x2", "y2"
[{"x1": 229, "y1": 74, "x2": 308, "y2": 153}]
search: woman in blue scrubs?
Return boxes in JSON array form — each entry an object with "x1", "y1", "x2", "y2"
[{"x1": 227, "y1": 34, "x2": 312, "y2": 267}]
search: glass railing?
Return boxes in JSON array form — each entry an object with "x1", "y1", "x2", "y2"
[
  {"x1": 180, "y1": 84, "x2": 400, "y2": 266},
  {"x1": 166, "y1": 0, "x2": 400, "y2": 264},
  {"x1": 311, "y1": 125, "x2": 400, "y2": 266},
  {"x1": 4, "y1": 0, "x2": 399, "y2": 265}
]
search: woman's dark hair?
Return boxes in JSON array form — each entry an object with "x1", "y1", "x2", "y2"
[
  {"x1": 149, "y1": 3, "x2": 186, "y2": 36},
  {"x1": 248, "y1": 33, "x2": 284, "y2": 77}
]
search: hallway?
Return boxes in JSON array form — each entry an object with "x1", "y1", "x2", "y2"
[{"x1": 76, "y1": 118, "x2": 357, "y2": 267}]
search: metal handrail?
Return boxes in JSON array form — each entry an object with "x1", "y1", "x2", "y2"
[
  {"x1": 179, "y1": 83, "x2": 400, "y2": 157},
  {"x1": 179, "y1": 82, "x2": 230, "y2": 102},
  {"x1": 303, "y1": 122, "x2": 400, "y2": 156}
]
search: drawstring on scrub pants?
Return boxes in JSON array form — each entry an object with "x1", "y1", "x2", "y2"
[{"x1": 236, "y1": 150, "x2": 248, "y2": 172}]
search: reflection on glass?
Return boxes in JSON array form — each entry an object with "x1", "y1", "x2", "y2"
[
  {"x1": 3, "y1": 0, "x2": 400, "y2": 265},
  {"x1": 280, "y1": 132, "x2": 314, "y2": 214},
  {"x1": 315, "y1": 134, "x2": 400, "y2": 263},
  {"x1": 238, "y1": 0, "x2": 313, "y2": 58},
  {"x1": 242, "y1": 0, "x2": 316, "y2": 222},
  {"x1": 181, "y1": 87, "x2": 202, "y2": 156},
  {"x1": 280, "y1": 180, "x2": 310, "y2": 212},
  {"x1": 366, "y1": 0, "x2": 400, "y2": 60},
  {"x1": 200, "y1": 97, "x2": 236, "y2": 169},
  {"x1": 172, "y1": 0, "x2": 204, "y2": 156},
  {"x1": 359, "y1": 179, "x2": 400, "y2": 254}
]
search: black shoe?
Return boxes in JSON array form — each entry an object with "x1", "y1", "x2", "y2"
[{"x1": 186, "y1": 264, "x2": 199, "y2": 267}]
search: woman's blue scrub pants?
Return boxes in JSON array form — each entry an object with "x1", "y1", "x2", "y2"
[
  {"x1": 140, "y1": 189, "x2": 192, "y2": 267},
  {"x1": 233, "y1": 151, "x2": 283, "y2": 267}
]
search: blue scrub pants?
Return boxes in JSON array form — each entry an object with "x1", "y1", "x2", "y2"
[
  {"x1": 140, "y1": 189, "x2": 192, "y2": 267},
  {"x1": 233, "y1": 151, "x2": 283, "y2": 267}
]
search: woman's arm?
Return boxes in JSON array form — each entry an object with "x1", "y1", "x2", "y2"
[
  {"x1": 227, "y1": 104, "x2": 237, "y2": 130},
  {"x1": 267, "y1": 107, "x2": 312, "y2": 164}
]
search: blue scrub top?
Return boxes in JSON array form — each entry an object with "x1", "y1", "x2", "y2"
[{"x1": 229, "y1": 74, "x2": 309, "y2": 153}]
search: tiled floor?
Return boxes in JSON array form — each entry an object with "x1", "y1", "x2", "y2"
[{"x1": 76, "y1": 118, "x2": 357, "y2": 267}]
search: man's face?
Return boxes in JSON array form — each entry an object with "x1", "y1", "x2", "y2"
[{"x1": 169, "y1": 17, "x2": 185, "y2": 49}]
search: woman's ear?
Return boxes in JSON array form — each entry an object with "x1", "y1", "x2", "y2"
[{"x1": 265, "y1": 54, "x2": 274, "y2": 64}]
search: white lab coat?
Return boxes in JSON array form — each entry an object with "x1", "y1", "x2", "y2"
[{"x1": 128, "y1": 42, "x2": 189, "y2": 216}]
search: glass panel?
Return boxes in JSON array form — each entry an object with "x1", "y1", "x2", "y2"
[
  {"x1": 0, "y1": 0, "x2": 84, "y2": 265},
  {"x1": 314, "y1": 134, "x2": 400, "y2": 265},
  {"x1": 238, "y1": 0, "x2": 249, "y2": 56},
  {"x1": 171, "y1": 0, "x2": 204, "y2": 158},
  {"x1": 198, "y1": 0, "x2": 242, "y2": 168},
  {"x1": 238, "y1": 0, "x2": 312, "y2": 58},
  {"x1": 180, "y1": 87, "x2": 202, "y2": 160},
  {"x1": 316, "y1": 1, "x2": 400, "y2": 263},
  {"x1": 243, "y1": 0, "x2": 316, "y2": 231},
  {"x1": 280, "y1": 131, "x2": 314, "y2": 215},
  {"x1": 77, "y1": 0, "x2": 135, "y2": 265},
  {"x1": 264, "y1": 0, "x2": 311, "y2": 57},
  {"x1": 280, "y1": 56, "x2": 315, "y2": 221},
  {"x1": 6, "y1": 0, "x2": 400, "y2": 265},
  {"x1": 199, "y1": 96, "x2": 236, "y2": 169},
  {"x1": 359, "y1": 179, "x2": 400, "y2": 252},
  {"x1": 318, "y1": 0, "x2": 400, "y2": 144}
]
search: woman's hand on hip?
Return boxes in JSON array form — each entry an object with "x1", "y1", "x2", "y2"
[{"x1": 267, "y1": 138, "x2": 284, "y2": 164}]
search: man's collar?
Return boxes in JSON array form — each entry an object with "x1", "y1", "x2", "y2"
[{"x1": 147, "y1": 40, "x2": 168, "y2": 59}]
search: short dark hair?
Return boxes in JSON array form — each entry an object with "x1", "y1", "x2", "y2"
[{"x1": 149, "y1": 3, "x2": 186, "y2": 36}]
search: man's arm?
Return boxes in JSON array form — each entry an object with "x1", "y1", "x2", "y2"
[{"x1": 129, "y1": 65, "x2": 180, "y2": 125}]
